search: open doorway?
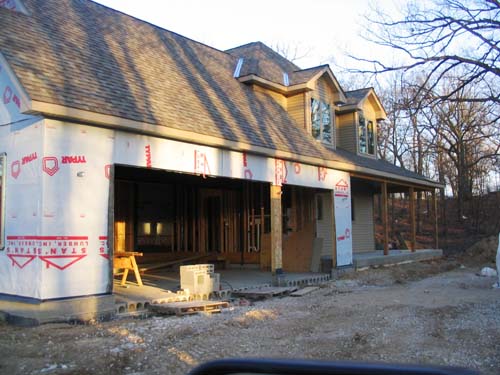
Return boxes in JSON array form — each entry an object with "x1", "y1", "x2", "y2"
[{"x1": 112, "y1": 165, "x2": 272, "y2": 268}]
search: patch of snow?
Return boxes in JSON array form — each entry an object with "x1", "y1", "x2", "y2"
[{"x1": 479, "y1": 267, "x2": 497, "y2": 277}]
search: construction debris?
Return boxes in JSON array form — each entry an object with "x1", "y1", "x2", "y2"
[
  {"x1": 290, "y1": 286, "x2": 320, "y2": 297},
  {"x1": 232, "y1": 286, "x2": 298, "y2": 300},
  {"x1": 149, "y1": 300, "x2": 230, "y2": 316}
]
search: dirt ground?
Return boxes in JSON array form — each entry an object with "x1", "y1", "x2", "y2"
[{"x1": 0, "y1": 256, "x2": 499, "y2": 375}]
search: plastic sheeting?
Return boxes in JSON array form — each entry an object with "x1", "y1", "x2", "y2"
[
  {"x1": 50, "y1": 120, "x2": 355, "y2": 298},
  {"x1": 334, "y1": 177, "x2": 353, "y2": 266},
  {"x1": 0, "y1": 52, "x2": 45, "y2": 299}
]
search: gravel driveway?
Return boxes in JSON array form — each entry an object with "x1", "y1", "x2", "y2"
[{"x1": 1, "y1": 259, "x2": 499, "y2": 375}]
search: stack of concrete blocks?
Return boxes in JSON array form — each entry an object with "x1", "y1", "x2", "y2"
[{"x1": 180, "y1": 264, "x2": 220, "y2": 300}]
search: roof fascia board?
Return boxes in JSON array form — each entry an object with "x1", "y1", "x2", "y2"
[
  {"x1": 237, "y1": 74, "x2": 312, "y2": 96},
  {"x1": 335, "y1": 104, "x2": 359, "y2": 114},
  {"x1": 350, "y1": 172, "x2": 443, "y2": 190},
  {"x1": 30, "y1": 100, "x2": 441, "y2": 189}
]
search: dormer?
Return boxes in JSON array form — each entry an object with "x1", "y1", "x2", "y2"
[
  {"x1": 301, "y1": 66, "x2": 346, "y2": 148},
  {"x1": 336, "y1": 88, "x2": 386, "y2": 158},
  {"x1": 227, "y1": 42, "x2": 389, "y2": 155}
]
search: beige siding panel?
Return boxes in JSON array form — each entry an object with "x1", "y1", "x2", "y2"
[
  {"x1": 337, "y1": 112, "x2": 356, "y2": 153},
  {"x1": 315, "y1": 193, "x2": 334, "y2": 258},
  {"x1": 287, "y1": 93, "x2": 305, "y2": 129},
  {"x1": 253, "y1": 85, "x2": 287, "y2": 109},
  {"x1": 352, "y1": 190, "x2": 375, "y2": 253},
  {"x1": 316, "y1": 78, "x2": 330, "y2": 102}
]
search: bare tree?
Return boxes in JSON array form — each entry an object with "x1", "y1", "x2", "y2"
[
  {"x1": 355, "y1": 0, "x2": 500, "y2": 110},
  {"x1": 377, "y1": 72, "x2": 412, "y2": 167},
  {"x1": 271, "y1": 42, "x2": 313, "y2": 66},
  {"x1": 424, "y1": 79, "x2": 500, "y2": 218}
]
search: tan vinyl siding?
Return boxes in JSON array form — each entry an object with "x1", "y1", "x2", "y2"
[
  {"x1": 287, "y1": 93, "x2": 306, "y2": 129},
  {"x1": 352, "y1": 190, "x2": 375, "y2": 253},
  {"x1": 336, "y1": 112, "x2": 356, "y2": 153},
  {"x1": 316, "y1": 77, "x2": 331, "y2": 102},
  {"x1": 315, "y1": 192, "x2": 334, "y2": 258},
  {"x1": 252, "y1": 85, "x2": 287, "y2": 109}
]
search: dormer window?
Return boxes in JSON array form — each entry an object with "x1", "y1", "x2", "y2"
[
  {"x1": 358, "y1": 111, "x2": 375, "y2": 155},
  {"x1": 311, "y1": 98, "x2": 333, "y2": 145}
]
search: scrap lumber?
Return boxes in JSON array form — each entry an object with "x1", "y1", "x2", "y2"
[
  {"x1": 290, "y1": 286, "x2": 319, "y2": 297},
  {"x1": 150, "y1": 300, "x2": 229, "y2": 316},
  {"x1": 232, "y1": 286, "x2": 297, "y2": 300}
]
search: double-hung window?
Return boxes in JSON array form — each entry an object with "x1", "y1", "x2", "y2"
[
  {"x1": 358, "y1": 111, "x2": 375, "y2": 155},
  {"x1": 311, "y1": 98, "x2": 333, "y2": 145}
]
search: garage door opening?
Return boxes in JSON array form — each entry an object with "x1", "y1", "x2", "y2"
[{"x1": 112, "y1": 165, "x2": 272, "y2": 269}]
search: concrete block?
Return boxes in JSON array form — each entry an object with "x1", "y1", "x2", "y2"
[
  {"x1": 353, "y1": 249, "x2": 443, "y2": 269},
  {"x1": 0, "y1": 294, "x2": 116, "y2": 326}
]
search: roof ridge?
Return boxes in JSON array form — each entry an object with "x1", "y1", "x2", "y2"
[
  {"x1": 291, "y1": 65, "x2": 329, "y2": 74},
  {"x1": 345, "y1": 87, "x2": 373, "y2": 93},
  {"x1": 255, "y1": 42, "x2": 301, "y2": 71},
  {"x1": 225, "y1": 41, "x2": 261, "y2": 52},
  {"x1": 226, "y1": 41, "x2": 300, "y2": 71}
]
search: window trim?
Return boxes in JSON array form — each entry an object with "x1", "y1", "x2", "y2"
[
  {"x1": 358, "y1": 111, "x2": 375, "y2": 156},
  {"x1": 0, "y1": 153, "x2": 6, "y2": 250}
]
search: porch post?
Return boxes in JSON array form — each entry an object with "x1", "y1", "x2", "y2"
[
  {"x1": 270, "y1": 184, "x2": 283, "y2": 276},
  {"x1": 432, "y1": 189, "x2": 439, "y2": 249},
  {"x1": 382, "y1": 181, "x2": 389, "y2": 255},
  {"x1": 409, "y1": 186, "x2": 416, "y2": 252}
]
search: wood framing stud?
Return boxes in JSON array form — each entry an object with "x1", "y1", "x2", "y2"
[
  {"x1": 432, "y1": 190, "x2": 439, "y2": 249},
  {"x1": 409, "y1": 187, "x2": 416, "y2": 252},
  {"x1": 382, "y1": 181, "x2": 389, "y2": 256},
  {"x1": 270, "y1": 184, "x2": 283, "y2": 273}
]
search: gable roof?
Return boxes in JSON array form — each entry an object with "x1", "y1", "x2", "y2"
[
  {"x1": 288, "y1": 66, "x2": 326, "y2": 85},
  {"x1": 345, "y1": 88, "x2": 372, "y2": 105},
  {"x1": 0, "y1": 0, "x2": 437, "y2": 188},
  {"x1": 344, "y1": 88, "x2": 387, "y2": 119}
]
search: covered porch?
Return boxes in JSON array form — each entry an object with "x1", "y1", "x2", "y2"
[{"x1": 350, "y1": 172, "x2": 441, "y2": 259}]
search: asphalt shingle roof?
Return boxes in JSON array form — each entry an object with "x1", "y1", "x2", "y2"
[
  {"x1": 345, "y1": 88, "x2": 372, "y2": 105},
  {"x1": 0, "y1": 0, "x2": 437, "y2": 186},
  {"x1": 227, "y1": 44, "x2": 329, "y2": 87},
  {"x1": 226, "y1": 42, "x2": 300, "y2": 85}
]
